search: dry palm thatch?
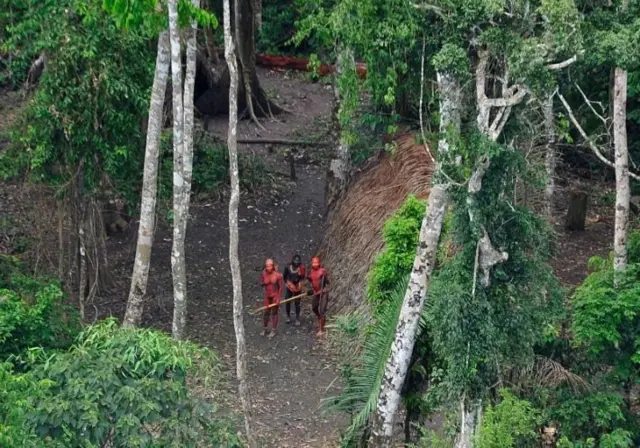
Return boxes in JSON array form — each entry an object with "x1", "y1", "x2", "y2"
[{"x1": 319, "y1": 133, "x2": 435, "y2": 314}]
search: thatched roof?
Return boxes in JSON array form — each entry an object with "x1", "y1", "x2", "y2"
[{"x1": 319, "y1": 133, "x2": 435, "y2": 314}]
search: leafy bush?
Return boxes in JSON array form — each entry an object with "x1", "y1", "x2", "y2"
[
  {"x1": 366, "y1": 195, "x2": 425, "y2": 313},
  {"x1": 0, "y1": 0, "x2": 154, "y2": 203},
  {"x1": 0, "y1": 259, "x2": 79, "y2": 358},
  {"x1": 475, "y1": 389, "x2": 540, "y2": 448},
  {"x1": 1, "y1": 319, "x2": 242, "y2": 447},
  {"x1": 572, "y1": 231, "x2": 640, "y2": 358}
]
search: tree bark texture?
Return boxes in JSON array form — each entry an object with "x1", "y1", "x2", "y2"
[
  {"x1": 454, "y1": 400, "x2": 483, "y2": 448},
  {"x1": 368, "y1": 72, "x2": 460, "y2": 448},
  {"x1": 169, "y1": 0, "x2": 188, "y2": 340},
  {"x1": 123, "y1": 30, "x2": 171, "y2": 328},
  {"x1": 613, "y1": 66, "x2": 629, "y2": 284},
  {"x1": 225, "y1": 0, "x2": 256, "y2": 445},
  {"x1": 326, "y1": 46, "x2": 354, "y2": 211},
  {"x1": 196, "y1": 0, "x2": 281, "y2": 118},
  {"x1": 369, "y1": 186, "x2": 448, "y2": 447},
  {"x1": 544, "y1": 94, "x2": 556, "y2": 219},
  {"x1": 436, "y1": 71, "x2": 461, "y2": 154}
]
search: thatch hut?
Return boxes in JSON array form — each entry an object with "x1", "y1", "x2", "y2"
[{"x1": 319, "y1": 133, "x2": 435, "y2": 314}]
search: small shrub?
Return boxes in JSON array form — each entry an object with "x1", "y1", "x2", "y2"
[
  {"x1": 366, "y1": 195, "x2": 425, "y2": 313},
  {"x1": 475, "y1": 389, "x2": 540, "y2": 448},
  {"x1": 1, "y1": 319, "x2": 242, "y2": 447},
  {"x1": 0, "y1": 262, "x2": 79, "y2": 358}
]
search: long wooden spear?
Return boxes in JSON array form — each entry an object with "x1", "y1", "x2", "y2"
[{"x1": 251, "y1": 290, "x2": 319, "y2": 314}]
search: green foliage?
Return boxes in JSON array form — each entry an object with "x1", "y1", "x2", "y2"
[
  {"x1": 428, "y1": 134, "x2": 563, "y2": 401},
  {"x1": 325, "y1": 278, "x2": 408, "y2": 446},
  {"x1": 475, "y1": 389, "x2": 540, "y2": 448},
  {"x1": 102, "y1": 0, "x2": 217, "y2": 32},
  {"x1": 1, "y1": 319, "x2": 242, "y2": 447},
  {"x1": 545, "y1": 390, "x2": 631, "y2": 444},
  {"x1": 432, "y1": 43, "x2": 468, "y2": 79},
  {"x1": 1, "y1": 0, "x2": 154, "y2": 203},
  {"x1": 557, "y1": 429, "x2": 634, "y2": 448},
  {"x1": 366, "y1": 195, "x2": 425, "y2": 313},
  {"x1": 0, "y1": 262, "x2": 79, "y2": 358},
  {"x1": 572, "y1": 232, "x2": 640, "y2": 361},
  {"x1": 0, "y1": 0, "x2": 59, "y2": 87}
]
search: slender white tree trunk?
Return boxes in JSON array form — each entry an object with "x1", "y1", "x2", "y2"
[
  {"x1": 330, "y1": 47, "x2": 353, "y2": 188},
  {"x1": 168, "y1": 0, "x2": 188, "y2": 340},
  {"x1": 613, "y1": 66, "x2": 629, "y2": 285},
  {"x1": 123, "y1": 31, "x2": 171, "y2": 327},
  {"x1": 454, "y1": 400, "x2": 482, "y2": 448},
  {"x1": 224, "y1": 0, "x2": 256, "y2": 446},
  {"x1": 369, "y1": 72, "x2": 461, "y2": 448},
  {"x1": 544, "y1": 94, "x2": 556, "y2": 219}
]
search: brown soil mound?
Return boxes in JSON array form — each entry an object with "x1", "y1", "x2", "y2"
[{"x1": 319, "y1": 133, "x2": 435, "y2": 314}]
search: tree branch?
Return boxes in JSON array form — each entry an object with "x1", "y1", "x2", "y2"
[
  {"x1": 412, "y1": 2, "x2": 445, "y2": 18},
  {"x1": 546, "y1": 55, "x2": 578, "y2": 70},
  {"x1": 557, "y1": 92, "x2": 640, "y2": 181},
  {"x1": 236, "y1": 138, "x2": 330, "y2": 146}
]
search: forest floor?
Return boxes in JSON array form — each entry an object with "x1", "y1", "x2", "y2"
[{"x1": 0, "y1": 68, "x2": 626, "y2": 447}]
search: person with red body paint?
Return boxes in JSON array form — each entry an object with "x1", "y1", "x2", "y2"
[
  {"x1": 260, "y1": 258, "x2": 283, "y2": 338},
  {"x1": 307, "y1": 256, "x2": 329, "y2": 336}
]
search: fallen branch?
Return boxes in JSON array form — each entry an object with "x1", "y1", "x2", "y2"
[
  {"x1": 237, "y1": 138, "x2": 330, "y2": 147},
  {"x1": 557, "y1": 92, "x2": 640, "y2": 181}
]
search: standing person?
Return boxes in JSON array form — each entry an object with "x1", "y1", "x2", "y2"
[
  {"x1": 260, "y1": 258, "x2": 283, "y2": 338},
  {"x1": 283, "y1": 254, "x2": 306, "y2": 326},
  {"x1": 307, "y1": 256, "x2": 329, "y2": 336}
]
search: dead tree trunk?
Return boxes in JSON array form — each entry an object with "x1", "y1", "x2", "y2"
[
  {"x1": 224, "y1": 0, "x2": 257, "y2": 445},
  {"x1": 565, "y1": 191, "x2": 588, "y2": 231},
  {"x1": 123, "y1": 30, "x2": 171, "y2": 328}
]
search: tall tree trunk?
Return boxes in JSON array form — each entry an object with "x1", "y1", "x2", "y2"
[
  {"x1": 170, "y1": 0, "x2": 199, "y2": 339},
  {"x1": 225, "y1": 0, "x2": 256, "y2": 446},
  {"x1": 203, "y1": 0, "x2": 220, "y2": 64},
  {"x1": 235, "y1": 0, "x2": 263, "y2": 123},
  {"x1": 123, "y1": 30, "x2": 171, "y2": 328},
  {"x1": 254, "y1": 0, "x2": 262, "y2": 31},
  {"x1": 613, "y1": 0, "x2": 629, "y2": 285},
  {"x1": 168, "y1": 0, "x2": 188, "y2": 340},
  {"x1": 368, "y1": 72, "x2": 461, "y2": 448},
  {"x1": 326, "y1": 46, "x2": 354, "y2": 211},
  {"x1": 454, "y1": 400, "x2": 482, "y2": 448},
  {"x1": 196, "y1": 0, "x2": 281, "y2": 118},
  {"x1": 544, "y1": 94, "x2": 556, "y2": 219},
  {"x1": 613, "y1": 69, "x2": 629, "y2": 282}
]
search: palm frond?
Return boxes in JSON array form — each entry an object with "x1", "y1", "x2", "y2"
[
  {"x1": 508, "y1": 355, "x2": 591, "y2": 394},
  {"x1": 322, "y1": 277, "x2": 409, "y2": 439}
]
